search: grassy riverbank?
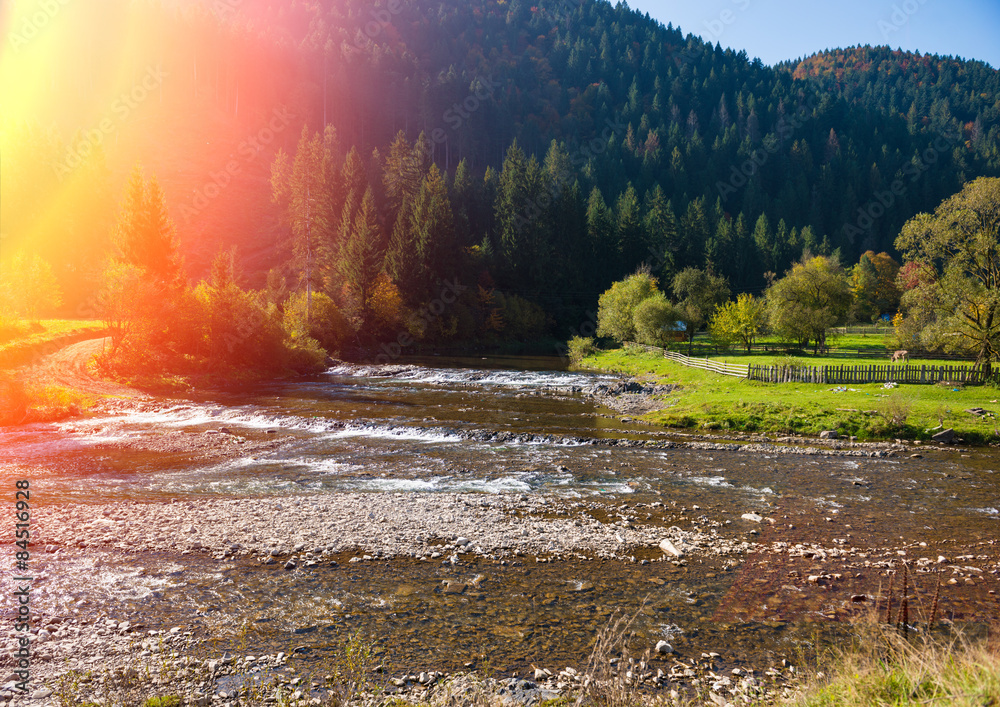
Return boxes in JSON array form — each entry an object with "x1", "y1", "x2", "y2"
[
  {"x1": 0, "y1": 318, "x2": 107, "y2": 369},
  {"x1": 790, "y1": 626, "x2": 1000, "y2": 707},
  {"x1": 0, "y1": 319, "x2": 108, "y2": 424},
  {"x1": 580, "y1": 346, "x2": 1000, "y2": 444}
]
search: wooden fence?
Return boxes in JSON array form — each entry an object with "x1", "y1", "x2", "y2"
[
  {"x1": 662, "y1": 350, "x2": 747, "y2": 378},
  {"x1": 626, "y1": 342, "x2": 991, "y2": 385},
  {"x1": 748, "y1": 362, "x2": 989, "y2": 385},
  {"x1": 627, "y1": 343, "x2": 747, "y2": 378}
]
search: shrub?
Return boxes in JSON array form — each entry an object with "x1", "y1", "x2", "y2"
[
  {"x1": 633, "y1": 291, "x2": 678, "y2": 347},
  {"x1": 876, "y1": 392, "x2": 912, "y2": 429},
  {"x1": 494, "y1": 292, "x2": 550, "y2": 340},
  {"x1": 283, "y1": 290, "x2": 353, "y2": 353},
  {"x1": 567, "y1": 336, "x2": 596, "y2": 364},
  {"x1": 143, "y1": 697, "x2": 182, "y2": 707},
  {"x1": 0, "y1": 373, "x2": 29, "y2": 425}
]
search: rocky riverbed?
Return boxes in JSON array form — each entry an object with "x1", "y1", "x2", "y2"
[
  {"x1": 6, "y1": 480, "x2": 999, "y2": 705},
  {"x1": 4, "y1": 356, "x2": 1000, "y2": 705}
]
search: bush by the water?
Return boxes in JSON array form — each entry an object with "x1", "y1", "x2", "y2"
[{"x1": 567, "y1": 336, "x2": 596, "y2": 364}]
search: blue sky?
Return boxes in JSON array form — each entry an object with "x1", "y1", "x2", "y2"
[{"x1": 629, "y1": 0, "x2": 1000, "y2": 68}]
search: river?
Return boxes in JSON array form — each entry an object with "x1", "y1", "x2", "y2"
[{"x1": 2, "y1": 355, "x2": 998, "y2": 687}]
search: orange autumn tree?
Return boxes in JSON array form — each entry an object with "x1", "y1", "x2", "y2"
[{"x1": 100, "y1": 165, "x2": 194, "y2": 373}]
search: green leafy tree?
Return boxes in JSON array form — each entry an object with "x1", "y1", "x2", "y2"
[
  {"x1": 633, "y1": 291, "x2": 679, "y2": 347},
  {"x1": 671, "y1": 267, "x2": 730, "y2": 355},
  {"x1": 596, "y1": 270, "x2": 659, "y2": 344},
  {"x1": 2, "y1": 250, "x2": 62, "y2": 320},
  {"x1": 895, "y1": 177, "x2": 1000, "y2": 373},
  {"x1": 849, "y1": 251, "x2": 901, "y2": 323},
  {"x1": 709, "y1": 293, "x2": 767, "y2": 353},
  {"x1": 765, "y1": 255, "x2": 851, "y2": 352}
]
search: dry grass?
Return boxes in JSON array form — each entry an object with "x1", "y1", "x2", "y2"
[
  {"x1": 575, "y1": 609, "x2": 657, "y2": 707},
  {"x1": 787, "y1": 622, "x2": 1000, "y2": 706},
  {"x1": 0, "y1": 371, "x2": 91, "y2": 425}
]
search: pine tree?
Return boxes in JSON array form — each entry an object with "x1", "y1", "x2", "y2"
[
  {"x1": 752, "y1": 213, "x2": 774, "y2": 275},
  {"x1": 643, "y1": 186, "x2": 678, "y2": 282},
  {"x1": 271, "y1": 128, "x2": 337, "y2": 324},
  {"x1": 679, "y1": 198, "x2": 709, "y2": 270},
  {"x1": 411, "y1": 164, "x2": 455, "y2": 296},
  {"x1": 339, "y1": 188, "x2": 384, "y2": 333},
  {"x1": 114, "y1": 165, "x2": 183, "y2": 284},
  {"x1": 494, "y1": 142, "x2": 532, "y2": 288},
  {"x1": 616, "y1": 184, "x2": 645, "y2": 273},
  {"x1": 586, "y1": 187, "x2": 616, "y2": 284}
]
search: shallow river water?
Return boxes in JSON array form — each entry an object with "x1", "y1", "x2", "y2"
[{"x1": 3, "y1": 356, "x2": 999, "y2": 677}]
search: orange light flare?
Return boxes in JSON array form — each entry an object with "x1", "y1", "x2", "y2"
[{"x1": 0, "y1": 0, "x2": 243, "y2": 272}]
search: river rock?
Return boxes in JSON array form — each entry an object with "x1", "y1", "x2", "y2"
[
  {"x1": 659, "y1": 539, "x2": 684, "y2": 557},
  {"x1": 819, "y1": 430, "x2": 838, "y2": 440},
  {"x1": 741, "y1": 513, "x2": 763, "y2": 523},
  {"x1": 496, "y1": 677, "x2": 560, "y2": 705},
  {"x1": 655, "y1": 640, "x2": 673, "y2": 654},
  {"x1": 31, "y1": 688, "x2": 53, "y2": 699},
  {"x1": 932, "y1": 428, "x2": 955, "y2": 443}
]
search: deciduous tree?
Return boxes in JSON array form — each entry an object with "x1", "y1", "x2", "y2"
[
  {"x1": 671, "y1": 267, "x2": 730, "y2": 355},
  {"x1": 596, "y1": 270, "x2": 659, "y2": 344},
  {"x1": 894, "y1": 177, "x2": 1000, "y2": 373},
  {"x1": 765, "y1": 255, "x2": 851, "y2": 352},
  {"x1": 709, "y1": 293, "x2": 767, "y2": 353}
]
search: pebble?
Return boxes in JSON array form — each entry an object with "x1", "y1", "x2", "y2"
[
  {"x1": 659, "y1": 538, "x2": 684, "y2": 557},
  {"x1": 655, "y1": 640, "x2": 673, "y2": 654}
]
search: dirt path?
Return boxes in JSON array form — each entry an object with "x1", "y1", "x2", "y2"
[{"x1": 22, "y1": 336, "x2": 143, "y2": 398}]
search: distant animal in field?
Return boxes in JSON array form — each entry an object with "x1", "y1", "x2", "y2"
[{"x1": 890, "y1": 350, "x2": 909, "y2": 363}]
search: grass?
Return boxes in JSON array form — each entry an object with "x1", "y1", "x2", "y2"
[
  {"x1": 789, "y1": 623, "x2": 1000, "y2": 706},
  {"x1": 580, "y1": 346, "x2": 1000, "y2": 443},
  {"x1": 0, "y1": 318, "x2": 107, "y2": 369},
  {"x1": 0, "y1": 318, "x2": 104, "y2": 424},
  {"x1": 0, "y1": 372, "x2": 95, "y2": 425},
  {"x1": 0, "y1": 318, "x2": 106, "y2": 347}
]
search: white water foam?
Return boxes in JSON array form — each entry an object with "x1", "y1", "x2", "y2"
[{"x1": 327, "y1": 363, "x2": 611, "y2": 390}]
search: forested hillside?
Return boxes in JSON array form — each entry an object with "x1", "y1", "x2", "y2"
[{"x1": 3, "y1": 0, "x2": 999, "y2": 339}]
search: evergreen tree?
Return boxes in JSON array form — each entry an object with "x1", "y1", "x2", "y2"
[
  {"x1": 114, "y1": 166, "x2": 183, "y2": 285},
  {"x1": 338, "y1": 187, "x2": 385, "y2": 333},
  {"x1": 616, "y1": 184, "x2": 645, "y2": 273},
  {"x1": 679, "y1": 198, "x2": 709, "y2": 270},
  {"x1": 586, "y1": 187, "x2": 616, "y2": 285},
  {"x1": 411, "y1": 164, "x2": 456, "y2": 296},
  {"x1": 643, "y1": 185, "x2": 678, "y2": 283},
  {"x1": 271, "y1": 128, "x2": 337, "y2": 323}
]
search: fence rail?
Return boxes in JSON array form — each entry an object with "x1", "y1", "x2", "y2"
[
  {"x1": 627, "y1": 343, "x2": 747, "y2": 378},
  {"x1": 626, "y1": 342, "x2": 992, "y2": 385},
  {"x1": 748, "y1": 362, "x2": 989, "y2": 384}
]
